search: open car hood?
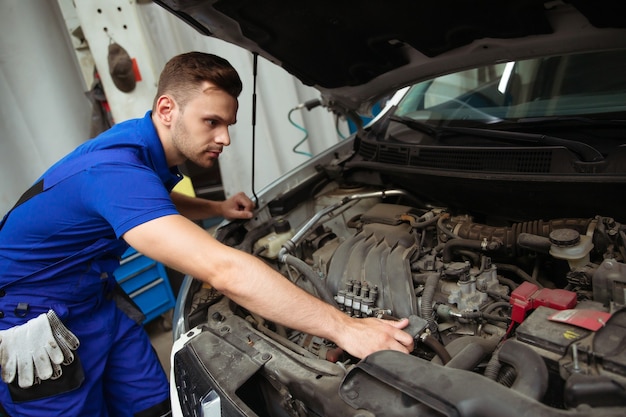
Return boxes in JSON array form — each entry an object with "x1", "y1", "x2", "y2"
[{"x1": 155, "y1": 0, "x2": 626, "y2": 113}]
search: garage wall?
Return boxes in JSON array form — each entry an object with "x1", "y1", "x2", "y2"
[
  {"x1": 0, "y1": 1, "x2": 93, "y2": 216},
  {"x1": 0, "y1": 0, "x2": 349, "y2": 216}
]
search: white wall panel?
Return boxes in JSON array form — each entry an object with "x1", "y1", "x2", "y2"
[{"x1": 0, "y1": 0, "x2": 92, "y2": 215}]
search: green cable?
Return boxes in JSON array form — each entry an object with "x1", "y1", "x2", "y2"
[
  {"x1": 335, "y1": 115, "x2": 347, "y2": 140},
  {"x1": 288, "y1": 108, "x2": 313, "y2": 157}
]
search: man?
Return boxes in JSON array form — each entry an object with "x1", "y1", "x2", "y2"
[{"x1": 0, "y1": 52, "x2": 413, "y2": 416}]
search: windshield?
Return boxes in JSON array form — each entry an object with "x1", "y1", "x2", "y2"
[{"x1": 394, "y1": 49, "x2": 626, "y2": 125}]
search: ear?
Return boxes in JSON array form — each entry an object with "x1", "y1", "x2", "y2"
[{"x1": 154, "y1": 95, "x2": 176, "y2": 126}]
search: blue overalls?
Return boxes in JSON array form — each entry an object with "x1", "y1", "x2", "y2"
[{"x1": 0, "y1": 112, "x2": 180, "y2": 416}]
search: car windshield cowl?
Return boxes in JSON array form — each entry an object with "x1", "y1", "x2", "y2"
[
  {"x1": 436, "y1": 125, "x2": 605, "y2": 163},
  {"x1": 387, "y1": 116, "x2": 606, "y2": 163}
]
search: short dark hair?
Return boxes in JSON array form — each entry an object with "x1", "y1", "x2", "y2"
[{"x1": 152, "y1": 52, "x2": 243, "y2": 110}]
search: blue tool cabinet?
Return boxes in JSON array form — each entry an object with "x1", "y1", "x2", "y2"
[{"x1": 113, "y1": 248, "x2": 176, "y2": 324}]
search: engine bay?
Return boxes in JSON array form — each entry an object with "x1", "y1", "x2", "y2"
[{"x1": 184, "y1": 182, "x2": 626, "y2": 416}]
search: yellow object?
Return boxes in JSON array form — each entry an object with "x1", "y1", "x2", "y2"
[
  {"x1": 172, "y1": 175, "x2": 196, "y2": 197},
  {"x1": 253, "y1": 228, "x2": 295, "y2": 259}
]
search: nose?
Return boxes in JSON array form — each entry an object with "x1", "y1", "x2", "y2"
[{"x1": 215, "y1": 126, "x2": 231, "y2": 146}]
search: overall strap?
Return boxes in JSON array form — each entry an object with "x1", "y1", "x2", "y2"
[{"x1": 0, "y1": 149, "x2": 142, "y2": 230}]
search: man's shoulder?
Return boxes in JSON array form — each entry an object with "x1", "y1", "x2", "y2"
[{"x1": 81, "y1": 112, "x2": 153, "y2": 151}]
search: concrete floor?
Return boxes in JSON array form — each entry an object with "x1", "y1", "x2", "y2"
[
  {"x1": 145, "y1": 312, "x2": 174, "y2": 380},
  {"x1": 146, "y1": 267, "x2": 187, "y2": 380}
]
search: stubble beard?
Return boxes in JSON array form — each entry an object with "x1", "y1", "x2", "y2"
[{"x1": 171, "y1": 117, "x2": 215, "y2": 169}]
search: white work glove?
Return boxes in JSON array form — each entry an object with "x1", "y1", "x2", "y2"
[{"x1": 0, "y1": 310, "x2": 79, "y2": 388}]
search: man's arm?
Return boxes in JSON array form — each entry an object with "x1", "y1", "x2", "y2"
[
  {"x1": 123, "y1": 214, "x2": 413, "y2": 358},
  {"x1": 171, "y1": 191, "x2": 254, "y2": 221}
]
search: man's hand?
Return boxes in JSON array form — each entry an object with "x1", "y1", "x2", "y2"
[
  {"x1": 221, "y1": 192, "x2": 255, "y2": 220},
  {"x1": 170, "y1": 191, "x2": 255, "y2": 221},
  {"x1": 0, "y1": 310, "x2": 79, "y2": 388},
  {"x1": 336, "y1": 317, "x2": 414, "y2": 359}
]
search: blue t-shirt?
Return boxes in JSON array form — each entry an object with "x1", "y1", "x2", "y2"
[{"x1": 0, "y1": 111, "x2": 182, "y2": 310}]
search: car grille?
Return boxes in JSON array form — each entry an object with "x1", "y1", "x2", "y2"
[
  {"x1": 358, "y1": 140, "x2": 553, "y2": 173},
  {"x1": 173, "y1": 349, "x2": 214, "y2": 417}
]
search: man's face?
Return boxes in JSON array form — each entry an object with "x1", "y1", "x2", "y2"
[{"x1": 170, "y1": 82, "x2": 238, "y2": 168}]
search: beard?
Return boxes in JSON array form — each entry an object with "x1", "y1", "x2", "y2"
[{"x1": 171, "y1": 117, "x2": 217, "y2": 169}]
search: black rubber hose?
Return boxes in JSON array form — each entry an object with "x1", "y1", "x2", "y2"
[
  {"x1": 497, "y1": 365, "x2": 517, "y2": 388},
  {"x1": 421, "y1": 334, "x2": 452, "y2": 365},
  {"x1": 444, "y1": 342, "x2": 486, "y2": 371},
  {"x1": 236, "y1": 222, "x2": 274, "y2": 253},
  {"x1": 517, "y1": 232, "x2": 552, "y2": 254},
  {"x1": 494, "y1": 262, "x2": 543, "y2": 288},
  {"x1": 437, "y1": 214, "x2": 458, "y2": 240},
  {"x1": 431, "y1": 335, "x2": 501, "y2": 366},
  {"x1": 482, "y1": 301, "x2": 511, "y2": 314},
  {"x1": 456, "y1": 310, "x2": 510, "y2": 323},
  {"x1": 484, "y1": 348, "x2": 502, "y2": 381},
  {"x1": 420, "y1": 273, "x2": 440, "y2": 331},
  {"x1": 282, "y1": 253, "x2": 338, "y2": 308},
  {"x1": 498, "y1": 339, "x2": 549, "y2": 400},
  {"x1": 442, "y1": 238, "x2": 501, "y2": 263},
  {"x1": 496, "y1": 276, "x2": 518, "y2": 291}
]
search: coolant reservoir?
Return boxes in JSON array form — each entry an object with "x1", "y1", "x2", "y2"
[
  {"x1": 549, "y1": 228, "x2": 593, "y2": 270},
  {"x1": 254, "y1": 218, "x2": 295, "y2": 259}
]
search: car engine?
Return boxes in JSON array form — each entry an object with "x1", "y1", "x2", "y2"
[{"x1": 189, "y1": 183, "x2": 626, "y2": 416}]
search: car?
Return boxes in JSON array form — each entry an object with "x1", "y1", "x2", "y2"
[{"x1": 156, "y1": 1, "x2": 626, "y2": 416}]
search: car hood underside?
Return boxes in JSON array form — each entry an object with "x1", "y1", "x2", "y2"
[{"x1": 155, "y1": 0, "x2": 626, "y2": 112}]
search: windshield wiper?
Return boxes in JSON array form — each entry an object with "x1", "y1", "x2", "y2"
[
  {"x1": 439, "y1": 126, "x2": 605, "y2": 162},
  {"x1": 389, "y1": 116, "x2": 440, "y2": 138},
  {"x1": 389, "y1": 116, "x2": 604, "y2": 162}
]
